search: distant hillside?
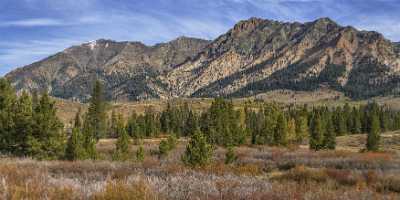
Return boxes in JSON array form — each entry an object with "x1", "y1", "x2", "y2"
[
  {"x1": 6, "y1": 37, "x2": 209, "y2": 101},
  {"x1": 6, "y1": 17, "x2": 400, "y2": 101}
]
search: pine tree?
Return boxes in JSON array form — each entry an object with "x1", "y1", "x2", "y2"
[
  {"x1": 84, "y1": 80, "x2": 108, "y2": 140},
  {"x1": 28, "y1": 92, "x2": 66, "y2": 160},
  {"x1": 143, "y1": 107, "x2": 160, "y2": 137},
  {"x1": 274, "y1": 113, "x2": 288, "y2": 146},
  {"x1": 74, "y1": 108, "x2": 82, "y2": 129},
  {"x1": 167, "y1": 133, "x2": 178, "y2": 150},
  {"x1": 323, "y1": 114, "x2": 336, "y2": 150},
  {"x1": 160, "y1": 103, "x2": 172, "y2": 134},
  {"x1": 244, "y1": 107, "x2": 258, "y2": 145},
  {"x1": 109, "y1": 110, "x2": 117, "y2": 138},
  {"x1": 351, "y1": 107, "x2": 362, "y2": 134},
  {"x1": 127, "y1": 111, "x2": 142, "y2": 140},
  {"x1": 136, "y1": 145, "x2": 145, "y2": 162},
  {"x1": 295, "y1": 115, "x2": 308, "y2": 143},
  {"x1": 335, "y1": 107, "x2": 347, "y2": 136},
  {"x1": 0, "y1": 78, "x2": 16, "y2": 153},
  {"x1": 344, "y1": 103, "x2": 352, "y2": 133},
  {"x1": 367, "y1": 113, "x2": 381, "y2": 151},
  {"x1": 31, "y1": 90, "x2": 39, "y2": 110},
  {"x1": 309, "y1": 111, "x2": 324, "y2": 151},
  {"x1": 113, "y1": 114, "x2": 131, "y2": 161},
  {"x1": 158, "y1": 140, "x2": 170, "y2": 156},
  {"x1": 183, "y1": 110, "x2": 198, "y2": 136},
  {"x1": 287, "y1": 118, "x2": 296, "y2": 144},
  {"x1": 224, "y1": 145, "x2": 237, "y2": 165},
  {"x1": 12, "y1": 91, "x2": 33, "y2": 156},
  {"x1": 260, "y1": 105, "x2": 278, "y2": 145},
  {"x1": 379, "y1": 109, "x2": 390, "y2": 132},
  {"x1": 65, "y1": 127, "x2": 86, "y2": 161},
  {"x1": 394, "y1": 113, "x2": 400, "y2": 130},
  {"x1": 182, "y1": 129, "x2": 213, "y2": 167},
  {"x1": 80, "y1": 80, "x2": 107, "y2": 160},
  {"x1": 82, "y1": 114, "x2": 98, "y2": 160},
  {"x1": 201, "y1": 98, "x2": 245, "y2": 146}
]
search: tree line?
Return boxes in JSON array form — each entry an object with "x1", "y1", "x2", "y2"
[{"x1": 0, "y1": 78, "x2": 396, "y2": 162}]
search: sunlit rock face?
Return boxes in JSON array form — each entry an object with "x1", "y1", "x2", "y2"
[{"x1": 6, "y1": 18, "x2": 400, "y2": 101}]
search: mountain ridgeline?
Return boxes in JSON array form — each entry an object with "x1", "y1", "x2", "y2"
[{"x1": 5, "y1": 17, "x2": 400, "y2": 101}]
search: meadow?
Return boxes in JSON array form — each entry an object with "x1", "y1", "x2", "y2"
[{"x1": 1, "y1": 132, "x2": 399, "y2": 200}]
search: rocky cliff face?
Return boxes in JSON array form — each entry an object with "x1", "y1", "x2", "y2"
[
  {"x1": 5, "y1": 17, "x2": 400, "y2": 101},
  {"x1": 163, "y1": 17, "x2": 400, "y2": 99},
  {"x1": 6, "y1": 37, "x2": 209, "y2": 101}
]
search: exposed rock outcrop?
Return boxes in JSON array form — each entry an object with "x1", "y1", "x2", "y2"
[{"x1": 5, "y1": 18, "x2": 400, "y2": 101}]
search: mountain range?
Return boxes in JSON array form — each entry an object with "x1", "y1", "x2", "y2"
[{"x1": 5, "y1": 17, "x2": 400, "y2": 102}]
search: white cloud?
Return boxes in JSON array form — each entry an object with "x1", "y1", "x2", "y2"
[{"x1": 1, "y1": 18, "x2": 64, "y2": 27}]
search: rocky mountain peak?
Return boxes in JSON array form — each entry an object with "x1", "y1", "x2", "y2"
[
  {"x1": 5, "y1": 17, "x2": 400, "y2": 101},
  {"x1": 313, "y1": 17, "x2": 337, "y2": 26},
  {"x1": 231, "y1": 17, "x2": 266, "y2": 35}
]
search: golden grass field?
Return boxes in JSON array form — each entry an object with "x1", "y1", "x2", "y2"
[{"x1": 1, "y1": 131, "x2": 400, "y2": 199}]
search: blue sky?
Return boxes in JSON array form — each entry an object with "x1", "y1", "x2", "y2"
[{"x1": 1, "y1": 0, "x2": 400, "y2": 76}]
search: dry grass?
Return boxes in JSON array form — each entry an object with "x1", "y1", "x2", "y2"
[{"x1": 1, "y1": 132, "x2": 400, "y2": 200}]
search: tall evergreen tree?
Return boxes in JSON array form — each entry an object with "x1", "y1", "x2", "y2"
[
  {"x1": 334, "y1": 107, "x2": 347, "y2": 136},
  {"x1": 183, "y1": 110, "x2": 198, "y2": 136},
  {"x1": 65, "y1": 127, "x2": 86, "y2": 161},
  {"x1": 65, "y1": 110, "x2": 85, "y2": 160},
  {"x1": 367, "y1": 113, "x2": 381, "y2": 151},
  {"x1": 258, "y1": 105, "x2": 278, "y2": 145},
  {"x1": 309, "y1": 111, "x2": 324, "y2": 150},
  {"x1": 379, "y1": 108, "x2": 390, "y2": 132},
  {"x1": 295, "y1": 115, "x2": 308, "y2": 143},
  {"x1": 350, "y1": 107, "x2": 362, "y2": 134},
  {"x1": 287, "y1": 118, "x2": 296, "y2": 144},
  {"x1": 274, "y1": 113, "x2": 288, "y2": 146},
  {"x1": 112, "y1": 113, "x2": 130, "y2": 160},
  {"x1": 28, "y1": 93, "x2": 66, "y2": 160},
  {"x1": 84, "y1": 80, "x2": 108, "y2": 140},
  {"x1": 127, "y1": 111, "x2": 142, "y2": 140},
  {"x1": 323, "y1": 114, "x2": 336, "y2": 150},
  {"x1": 201, "y1": 98, "x2": 245, "y2": 146},
  {"x1": 109, "y1": 109, "x2": 118, "y2": 138},
  {"x1": 82, "y1": 114, "x2": 98, "y2": 160},
  {"x1": 0, "y1": 78, "x2": 16, "y2": 153},
  {"x1": 12, "y1": 91, "x2": 33, "y2": 155},
  {"x1": 143, "y1": 107, "x2": 160, "y2": 137}
]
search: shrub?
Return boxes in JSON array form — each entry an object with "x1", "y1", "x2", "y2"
[
  {"x1": 92, "y1": 180, "x2": 156, "y2": 200},
  {"x1": 158, "y1": 140, "x2": 170, "y2": 156},
  {"x1": 136, "y1": 146, "x2": 145, "y2": 162},
  {"x1": 166, "y1": 134, "x2": 178, "y2": 150},
  {"x1": 225, "y1": 146, "x2": 238, "y2": 165},
  {"x1": 325, "y1": 169, "x2": 358, "y2": 186},
  {"x1": 273, "y1": 165, "x2": 328, "y2": 183},
  {"x1": 182, "y1": 130, "x2": 213, "y2": 167},
  {"x1": 377, "y1": 176, "x2": 400, "y2": 193}
]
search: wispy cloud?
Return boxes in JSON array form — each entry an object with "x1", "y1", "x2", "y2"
[
  {"x1": 1, "y1": 18, "x2": 64, "y2": 27},
  {"x1": 0, "y1": 16, "x2": 103, "y2": 27},
  {"x1": 0, "y1": 38, "x2": 84, "y2": 75}
]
